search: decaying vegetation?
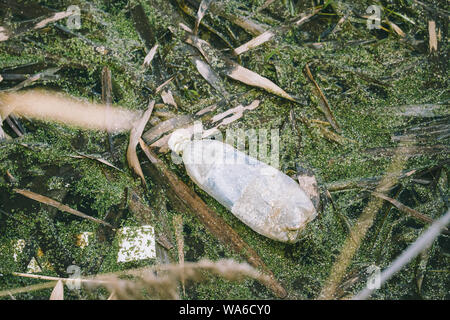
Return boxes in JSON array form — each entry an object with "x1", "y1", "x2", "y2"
[{"x1": 0, "y1": 0, "x2": 448, "y2": 300}]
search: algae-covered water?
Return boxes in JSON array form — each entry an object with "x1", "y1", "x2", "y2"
[{"x1": 0, "y1": 0, "x2": 448, "y2": 299}]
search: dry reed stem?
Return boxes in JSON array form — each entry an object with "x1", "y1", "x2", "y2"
[
  {"x1": 0, "y1": 90, "x2": 141, "y2": 132},
  {"x1": 92, "y1": 259, "x2": 273, "y2": 300}
]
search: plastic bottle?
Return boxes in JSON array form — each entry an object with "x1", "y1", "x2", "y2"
[{"x1": 168, "y1": 128, "x2": 317, "y2": 243}]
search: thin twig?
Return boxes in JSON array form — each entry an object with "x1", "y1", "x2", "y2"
[{"x1": 14, "y1": 188, "x2": 115, "y2": 229}]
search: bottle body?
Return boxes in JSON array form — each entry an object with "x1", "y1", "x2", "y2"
[{"x1": 180, "y1": 139, "x2": 317, "y2": 243}]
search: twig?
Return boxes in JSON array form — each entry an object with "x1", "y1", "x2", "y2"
[
  {"x1": 14, "y1": 188, "x2": 115, "y2": 229},
  {"x1": 372, "y1": 192, "x2": 450, "y2": 235}
]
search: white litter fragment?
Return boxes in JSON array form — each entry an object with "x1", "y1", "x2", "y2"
[
  {"x1": 13, "y1": 239, "x2": 26, "y2": 262},
  {"x1": 161, "y1": 89, "x2": 178, "y2": 108},
  {"x1": 143, "y1": 44, "x2": 159, "y2": 67},
  {"x1": 26, "y1": 257, "x2": 42, "y2": 273},
  {"x1": 76, "y1": 232, "x2": 92, "y2": 249},
  {"x1": 117, "y1": 225, "x2": 156, "y2": 263}
]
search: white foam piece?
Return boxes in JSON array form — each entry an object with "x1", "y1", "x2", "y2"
[{"x1": 117, "y1": 225, "x2": 156, "y2": 263}]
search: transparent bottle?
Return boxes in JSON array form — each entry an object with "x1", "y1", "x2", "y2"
[{"x1": 168, "y1": 129, "x2": 317, "y2": 243}]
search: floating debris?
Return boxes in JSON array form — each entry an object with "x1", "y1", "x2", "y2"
[
  {"x1": 185, "y1": 34, "x2": 296, "y2": 101},
  {"x1": 168, "y1": 128, "x2": 317, "y2": 243},
  {"x1": 143, "y1": 44, "x2": 159, "y2": 67},
  {"x1": 117, "y1": 226, "x2": 156, "y2": 263},
  {"x1": 127, "y1": 100, "x2": 155, "y2": 186},
  {"x1": 233, "y1": 8, "x2": 320, "y2": 56}
]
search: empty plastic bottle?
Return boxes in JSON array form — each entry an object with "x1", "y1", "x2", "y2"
[{"x1": 168, "y1": 128, "x2": 317, "y2": 243}]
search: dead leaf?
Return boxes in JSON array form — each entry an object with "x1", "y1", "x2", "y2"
[
  {"x1": 192, "y1": 57, "x2": 229, "y2": 98},
  {"x1": 50, "y1": 280, "x2": 64, "y2": 300},
  {"x1": 2, "y1": 67, "x2": 60, "y2": 92},
  {"x1": 149, "y1": 100, "x2": 261, "y2": 152},
  {"x1": 185, "y1": 34, "x2": 295, "y2": 101},
  {"x1": 142, "y1": 114, "x2": 194, "y2": 145},
  {"x1": 207, "y1": 2, "x2": 267, "y2": 36},
  {"x1": 174, "y1": 0, "x2": 234, "y2": 49},
  {"x1": 194, "y1": 0, "x2": 214, "y2": 34},
  {"x1": 161, "y1": 89, "x2": 178, "y2": 109},
  {"x1": 143, "y1": 44, "x2": 159, "y2": 67},
  {"x1": 70, "y1": 153, "x2": 121, "y2": 171},
  {"x1": 155, "y1": 76, "x2": 176, "y2": 94},
  {"x1": 386, "y1": 19, "x2": 406, "y2": 37},
  {"x1": 203, "y1": 100, "x2": 260, "y2": 137},
  {"x1": 34, "y1": 11, "x2": 74, "y2": 30},
  {"x1": 0, "y1": 11, "x2": 75, "y2": 42},
  {"x1": 233, "y1": 8, "x2": 320, "y2": 56},
  {"x1": 225, "y1": 63, "x2": 295, "y2": 101},
  {"x1": 127, "y1": 100, "x2": 155, "y2": 186},
  {"x1": 179, "y1": 23, "x2": 193, "y2": 33},
  {"x1": 233, "y1": 30, "x2": 275, "y2": 56}
]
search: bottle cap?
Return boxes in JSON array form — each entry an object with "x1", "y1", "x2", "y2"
[{"x1": 168, "y1": 128, "x2": 192, "y2": 154}]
